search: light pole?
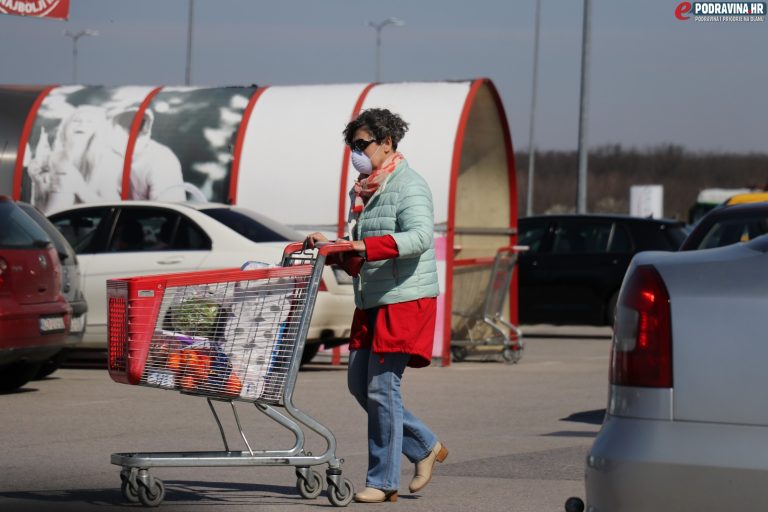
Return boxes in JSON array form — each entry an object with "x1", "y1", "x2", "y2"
[
  {"x1": 526, "y1": 0, "x2": 541, "y2": 216},
  {"x1": 368, "y1": 17, "x2": 404, "y2": 82},
  {"x1": 64, "y1": 29, "x2": 99, "y2": 84},
  {"x1": 185, "y1": 0, "x2": 194, "y2": 85},
  {"x1": 576, "y1": 0, "x2": 592, "y2": 214}
]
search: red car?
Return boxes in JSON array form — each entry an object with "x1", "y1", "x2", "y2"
[{"x1": 0, "y1": 196, "x2": 70, "y2": 392}]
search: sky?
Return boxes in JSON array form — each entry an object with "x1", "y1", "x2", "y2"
[{"x1": 1, "y1": 0, "x2": 766, "y2": 153}]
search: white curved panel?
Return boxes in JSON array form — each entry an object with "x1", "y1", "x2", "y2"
[
  {"x1": 348, "y1": 81, "x2": 472, "y2": 226},
  {"x1": 236, "y1": 83, "x2": 370, "y2": 227}
]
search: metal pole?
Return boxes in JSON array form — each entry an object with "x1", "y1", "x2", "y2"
[
  {"x1": 65, "y1": 30, "x2": 98, "y2": 85},
  {"x1": 375, "y1": 28, "x2": 382, "y2": 82},
  {"x1": 368, "y1": 18, "x2": 403, "y2": 83},
  {"x1": 72, "y1": 36, "x2": 78, "y2": 84},
  {"x1": 576, "y1": 0, "x2": 592, "y2": 214},
  {"x1": 526, "y1": 0, "x2": 541, "y2": 217},
  {"x1": 185, "y1": 0, "x2": 194, "y2": 86}
]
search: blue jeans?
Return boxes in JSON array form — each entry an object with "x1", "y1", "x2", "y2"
[{"x1": 347, "y1": 347, "x2": 438, "y2": 491}]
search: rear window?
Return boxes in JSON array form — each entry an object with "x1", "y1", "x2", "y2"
[
  {"x1": 693, "y1": 216, "x2": 768, "y2": 250},
  {"x1": 17, "y1": 203, "x2": 76, "y2": 262},
  {"x1": 0, "y1": 201, "x2": 51, "y2": 249}
]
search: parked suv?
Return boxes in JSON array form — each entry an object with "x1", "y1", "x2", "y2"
[
  {"x1": 518, "y1": 214, "x2": 686, "y2": 326},
  {"x1": 0, "y1": 197, "x2": 70, "y2": 391},
  {"x1": 18, "y1": 202, "x2": 87, "y2": 377}
]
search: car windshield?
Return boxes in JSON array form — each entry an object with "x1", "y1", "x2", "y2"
[
  {"x1": 0, "y1": 201, "x2": 51, "y2": 249},
  {"x1": 199, "y1": 207, "x2": 300, "y2": 243}
]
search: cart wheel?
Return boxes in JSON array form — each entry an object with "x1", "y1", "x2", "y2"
[
  {"x1": 121, "y1": 480, "x2": 139, "y2": 503},
  {"x1": 327, "y1": 477, "x2": 354, "y2": 507},
  {"x1": 137, "y1": 478, "x2": 165, "y2": 507},
  {"x1": 451, "y1": 346, "x2": 468, "y2": 362},
  {"x1": 296, "y1": 470, "x2": 323, "y2": 499},
  {"x1": 502, "y1": 347, "x2": 523, "y2": 364}
]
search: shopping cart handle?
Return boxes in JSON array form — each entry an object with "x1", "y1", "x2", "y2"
[
  {"x1": 316, "y1": 241, "x2": 356, "y2": 256},
  {"x1": 283, "y1": 240, "x2": 358, "y2": 258}
]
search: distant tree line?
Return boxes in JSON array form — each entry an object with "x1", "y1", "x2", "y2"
[{"x1": 515, "y1": 145, "x2": 768, "y2": 221}]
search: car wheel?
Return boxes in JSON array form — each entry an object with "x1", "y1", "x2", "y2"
[
  {"x1": 0, "y1": 362, "x2": 44, "y2": 393},
  {"x1": 34, "y1": 349, "x2": 69, "y2": 380},
  {"x1": 607, "y1": 290, "x2": 619, "y2": 327},
  {"x1": 300, "y1": 343, "x2": 321, "y2": 366}
]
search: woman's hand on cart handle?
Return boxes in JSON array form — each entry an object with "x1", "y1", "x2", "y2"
[
  {"x1": 305, "y1": 232, "x2": 329, "y2": 249},
  {"x1": 304, "y1": 234, "x2": 363, "y2": 253}
]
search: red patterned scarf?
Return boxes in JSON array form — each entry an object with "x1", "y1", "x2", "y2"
[{"x1": 351, "y1": 152, "x2": 404, "y2": 214}]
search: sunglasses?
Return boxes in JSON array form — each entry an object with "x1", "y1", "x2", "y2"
[{"x1": 351, "y1": 138, "x2": 377, "y2": 152}]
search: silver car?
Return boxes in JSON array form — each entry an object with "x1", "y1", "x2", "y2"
[{"x1": 576, "y1": 235, "x2": 768, "y2": 511}]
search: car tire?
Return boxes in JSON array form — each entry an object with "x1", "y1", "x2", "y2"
[
  {"x1": 34, "y1": 349, "x2": 68, "y2": 380},
  {"x1": 300, "y1": 343, "x2": 321, "y2": 366},
  {"x1": 0, "y1": 362, "x2": 44, "y2": 393},
  {"x1": 607, "y1": 290, "x2": 619, "y2": 327}
]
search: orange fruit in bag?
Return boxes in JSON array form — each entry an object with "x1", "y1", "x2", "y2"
[{"x1": 167, "y1": 351, "x2": 182, "y2": 373}]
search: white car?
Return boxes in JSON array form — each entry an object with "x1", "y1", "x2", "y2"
[{"x1": 48, "y1": 201, "x2": 353, "y2": 363}]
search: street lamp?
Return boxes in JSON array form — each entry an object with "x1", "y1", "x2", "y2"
[
  {"x1": 64, "y1": 29, "x2": 99, "y2": 84},
  {"x1": 368, "y1": 17, "x2": 404, "y2": 82}
]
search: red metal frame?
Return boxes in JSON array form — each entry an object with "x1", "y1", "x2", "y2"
[
  {"x1": 444, "y1": 79, "x2": 518, "y2": 366},
  {"x1": 332, "y1": 82, "x2": 377, "y2": 365},
  {"x1": 12, "y1": 85, "x2": 56, "y2": 200},
  {"x1": 120, "y1": 86, "x2": 163, "y2": 200},
  {"x1": 228, "y1": 86, "x2": 269, "y2": 205}
]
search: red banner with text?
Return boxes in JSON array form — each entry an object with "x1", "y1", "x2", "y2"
[{"x1": 0, "y1": 0, "x2": 70, "y2": 20}]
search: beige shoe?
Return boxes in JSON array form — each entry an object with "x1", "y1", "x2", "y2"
[
  {"x1": 409, "y1": 441, "x2": 449, "y2": 493},
  {"x1": 353, "y1": 487, "x2": 398, "y2": 503}
]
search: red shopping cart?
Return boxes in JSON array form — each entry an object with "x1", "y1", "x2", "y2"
[{"x1": 107, "y1": 242, "x2": 355, "y2": 507}]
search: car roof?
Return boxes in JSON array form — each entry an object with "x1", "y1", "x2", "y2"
[
  {"x1": 725, "y1": 192, "x2": 768, "y2": 206},
  {"x1": 46, "y1": 200, "x2": 200, "y2": 215},
  {"x1": 701, "y1": 201, "x2": 768, "y2": 218},
  {"x1": 520, "y1": 213, "x2": 683, "y2": 226}
]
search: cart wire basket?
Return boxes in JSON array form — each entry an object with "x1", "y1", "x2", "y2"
[
  {"x1": 451, "y1": 245, "x2": 527, "y2": 363},
  {"x1": 107, "y1": 241, "x2": 355, "y2": 507}
]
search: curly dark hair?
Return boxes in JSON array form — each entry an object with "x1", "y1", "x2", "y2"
[{"x1": 343, "y1": 108, "x2": 409, "y2": 150}]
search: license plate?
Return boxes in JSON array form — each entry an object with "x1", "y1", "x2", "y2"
[
  {"x1": 70, "y1": 314, "x2": 85, "y2": 333},
  {"x1": 40, "y1": 315, "x2": 66, "y2": 333}
]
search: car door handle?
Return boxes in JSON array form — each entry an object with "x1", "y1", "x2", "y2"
[{"x1": 157, "y1": 257, "x2": 184, "y2": 265}]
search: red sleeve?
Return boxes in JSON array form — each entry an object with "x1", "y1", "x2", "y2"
[{"x1": 364, "y1": 235, "x2": 400, "y2": 262}]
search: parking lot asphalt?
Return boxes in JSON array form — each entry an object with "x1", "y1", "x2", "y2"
[{"x1": 0, "y1": 326, "x2": 612, "y2": 512}]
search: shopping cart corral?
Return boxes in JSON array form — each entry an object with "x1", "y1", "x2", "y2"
[
  {"x1": 451, "y1": 245, "x2": 528, "y2": 363},
  {"x1": 107, "y1": 242, "x2": 356, "y2": 507}
]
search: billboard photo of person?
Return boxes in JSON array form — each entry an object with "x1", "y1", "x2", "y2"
[
  {"x1": 23, "y1": 86, "x2": 155, "y2": 213},
  {"x1": 85, "y1": 107, "x2": 188, "y2": 202}
]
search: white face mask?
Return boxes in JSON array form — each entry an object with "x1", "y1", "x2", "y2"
[{"x1": 351, "y1": 144, "x2": 381, "y2": 175}]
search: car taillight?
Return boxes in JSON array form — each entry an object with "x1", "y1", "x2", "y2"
[
  {"x1": 610, "y1": 265, "x2": 672, "y2": 388},
  {"x1": 0, "y1": 257, "x2": 7, "y2": 291}
]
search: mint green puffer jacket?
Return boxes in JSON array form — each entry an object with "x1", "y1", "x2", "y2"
[{"x1": 350, "y1": 159, "x2": 440, "y2": 309}]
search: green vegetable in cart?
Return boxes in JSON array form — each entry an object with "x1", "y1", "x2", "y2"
[{"x1": 171, "y1": 297, "x2": 221, "y2": 339}]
